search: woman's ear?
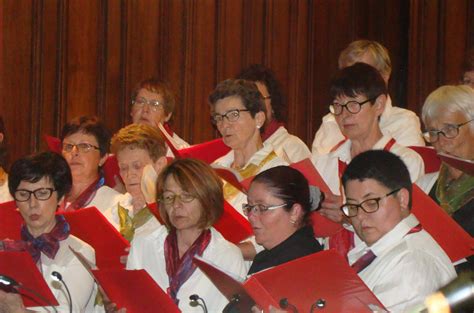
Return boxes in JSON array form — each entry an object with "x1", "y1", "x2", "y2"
[
  {"x1": 255, "y1": 111, "x2": 266, "y2": 129},
  {"x1": 289, "y1": 203, "x2": 304, "y2": 225},
  {"x1": 397, "y1": 188, "x2": 410, "y2": 213},
  {"x1": 374, "y1": 94, "x2": 387, "y2": 116}
]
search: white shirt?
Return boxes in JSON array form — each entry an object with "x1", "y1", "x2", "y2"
[
  {"x1": 0, "y1": 175, "x2": 13, "y2": 204},
  {"x1": 312, "y1": 96, "x2": 425, "y2": 156},
  {"x1": 416, "y1": 172, "x2": 439, "y2": 194},
  {"x1": 213, "y1": 143, "x2": 289, "y2": 216},
  {"x1": 348, "y1": 214, "x2": 456, "y2": 312},
  {"x1": 64, "y1": 185, "x2": 123, "y2": 216},
  {"x1": 313, "y1": 135, "x2": 425, "y2": 195},
  {"x1": 30, "y1": 235, "x2": 97, "y2": 312},
  {"x1": 127, "y1": 226, "x2": 246, "y2": 313},
  {"x1": 263, "y1": 126, "x2": 311, "y2": 163},
  {"x1": 103, "y1": 192, "x2": 161, "y2": 241}
]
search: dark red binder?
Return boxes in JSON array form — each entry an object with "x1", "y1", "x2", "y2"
[
  {"x1": 60, "y1": 207, "x2": 130, "y2": 269},
  {"x1": 91, "y1": 269, "x2": 180, "y2": 313},
  {"x1": 0, "y1": 251, "x2": 59, "y2": 307},
  {"x1": 438, "y1": 152, "x2": 474, "y2": 176},
  {"x1": 411, "y1": 184, "x2": 474, "y2": 262},
  {"x1": 0, "y1": 202, "x2": 22, "y2": 240},
  {"x1": 409, "y1": 146, "x2": 441, "y2": 174},
  {"x1": 194, "y1": 249, "x2": 385, "y2": 312}
]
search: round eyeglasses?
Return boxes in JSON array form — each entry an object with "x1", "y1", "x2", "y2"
[
  {"x1": 159, "y1": 192, "x2": 196, "y2": 205},
  {"x1": 242, "y1": 203, "x2": 287, "y2": 216},
  {"x1": 62, "y1": 143, "x2": 100, "y2": 153},
  {"x1": 14, "y1": 188, "x2": 56, "y2": 202},
  {"x1": 341, "y1": 189, "x2": 400, "y2": 218},
  {"x1": 211, "y1": 109, "x2": 250, "y2": 125},
  {"x1": 329, "y1": 95, "x2": 379, "y2": 116},
  {"x1": 132, "y1": 97, "x2": 164, "y2": 112},
  {"x1": 422, "y1": 119, "x2": 473, "y2": 143}
]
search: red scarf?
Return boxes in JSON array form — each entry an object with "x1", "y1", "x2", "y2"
[
  {"x1": 261, "y1": 120, "x2": 285, "y2": 141},
  {"x1": 164, "y1": 229, "x2": 211, "y2": 304},
  {"x1": 0, "y1": 215, "x2": 70, "y2": 263},
  {"x1": 60, "y1": 176, "x2": 105, "y2": 211}
]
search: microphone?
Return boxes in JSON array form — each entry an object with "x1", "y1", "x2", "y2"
[
  {"x1": 310, "y1": 298, "x2": 326, "y2": 312},
  {"x1": 222, "y1": 294, "x2": 241, "y2": 313},
  {"x1": 51, "y1": 271, "x2": 72, "y2": 313},
  {"x1": 0, "y1": 274, "x2": 58, "y2": 313},
  {"x1": 279, "y1": 298, "x2": 298, "y2": 313},
  {"x1": 189, "y1": 294, "x2": 208, "y2": 313}
]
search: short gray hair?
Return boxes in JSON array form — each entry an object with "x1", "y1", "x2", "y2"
[{"x1": 422, "y1": 85, "x2": 474, "y2": 131}]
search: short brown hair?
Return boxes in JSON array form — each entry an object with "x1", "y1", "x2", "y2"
[
  {"x1": 110, "y1": 124, "x2": 166, "y2": 161},
  {"x1": 338, "y1": 40, "x2": 392, "y2": 79},
  {"x1": 157, "y1": 158, "x2": 224, "y2": 230},
  {"x1": 131, "y1": 78, "x2": 176, "y2": 115}
]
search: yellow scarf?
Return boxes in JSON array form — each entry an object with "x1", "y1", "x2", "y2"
[
  {"x1": 118, "y1": 204, "x2": 154, "y2": 242},
  {"x1": 223, "y1": 151, "x2": 278, "y2": 200}
]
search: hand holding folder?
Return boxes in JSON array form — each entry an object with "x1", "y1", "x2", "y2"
[
  {"x1": 194, "y1": 250, "x2": 385, "y2": 312},
  {"x1": 60, "y1": 207, "x2": 130, "y2": 269}
]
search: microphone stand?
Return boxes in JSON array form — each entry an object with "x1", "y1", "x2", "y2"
[
  {"x1": 189, "y1": 294, "x2": 208, "y2": 313},
  {"x1": 279, "y1": 298, "x2": 298, "y2": 313},
  {"x1": 51, "y1": 271, "x2": 72, "y2": 313}
]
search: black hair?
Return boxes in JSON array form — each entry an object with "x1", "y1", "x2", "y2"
[
  {"x1": 208, "y1": 79, "x2": 265, "y2": 117},
  {"x1": 60, "y1": 115, "x2": 111, "y2": 157},
  {"x1": 251, "y1": 166, "x2": 313, "y2": 224},
  {"x1": 330, "y1": 62, "x2": 387, "y2": 101},
  {"x1": 9, "y1": 151, "x2": 72, "y2": 200},
  {"x1": 342, "y1": 150, "x2": 412, "y2": 208},
  {"x1": 237, "y1": 64, "x2": 286, "y2": 123}
]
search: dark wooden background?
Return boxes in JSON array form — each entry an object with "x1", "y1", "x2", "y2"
[{"x1": 1, "y1": 0, "x2": 473, "y2": 168}]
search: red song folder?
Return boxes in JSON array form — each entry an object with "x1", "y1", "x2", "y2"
[
  {"x1": 437, "y1": 152, "x2": 474, "y2": 176},
  {"x1": 60, "y1": 207, "x2": 130, "y2": 269},
  {"x1": 176, "y1": 138, "x2": 231, "y2": 163},
  {"x1": 409, "y1": 146, "x2": 441, "y2": 174},
  {"x1": 91, "y1": 269, "x2": 180, "y2": 313},
  {"x1": 0, "y1": 202, "x2": 22, "y2": 240},
  {"x1": 0, "y1": 251, "x2": 59, "y2": 307},
  {"x1": 411, "y1": 184, "x2": 474, "y2": 262},
  {"x1": 194, "y1": 249, "x2": 385, "y2": 312}
]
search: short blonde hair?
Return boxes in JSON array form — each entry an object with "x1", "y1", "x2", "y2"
[
  {"x1": 110, "y1": 124, "x2": 166, "y2": 161},
  {"x1": 422, "y1": 85, "x2": 474, "y2": 131},
  {"x1": 338, "y1": 40, "x2": 392, "y2": 79},
  {"x1": 157, "y1": 158, "x2": 224, "y2": 230}
]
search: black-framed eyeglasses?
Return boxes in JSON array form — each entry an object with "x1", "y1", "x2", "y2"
[
  {"x1": 62, "y1": 143, "x2": 100, "y2": 153},
  {"x1": 211, "y1": 109, "x2": 250, "y2": 125},
  {"x1": 159, "y1": 192, "x2": 196, "y2": 205},
  {"x1": 422, "y1": 119, "x2": 473, "y2": 143},
  {"x1": 242, "y1": 203, "x2": 287, "y2": 216},
  {"x1": 341, "y1": 188, "x2": 400, "y2": 218},
  {"x1": 329, "y1": 95, "x2": 379, "y2": 116},
  {"x1": 132, "y1": 97, "x2": 164, "y2": 112},
  {"x1": 14, "y1": 188, "x2": 56, "y2": 202}
]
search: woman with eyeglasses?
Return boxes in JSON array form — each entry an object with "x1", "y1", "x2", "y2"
[
  {"x1": 313, "y1": 63, "x2": 424, "y2": 257},
  {"x1": 209, "y1": 79, "x2": 288, "y2": 260},
  {"x1": 0, "y1": 152, "x2": 96, "y2": 312},
  {"x1": 130, "y1": 78, "x2": 189, "y2": 157},
  {"x1": 416, "y1": 85, "x2": 474, "y2": 272},
  {"x1": 59, "y1": 116, "x2": 121, "y2": 214},
  {"x1": 126, "y1": 158, "x2": 246, "y2": 312}
]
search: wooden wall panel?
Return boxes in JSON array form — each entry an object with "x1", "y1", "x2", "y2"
[{"x1": 1, "y1": 0, "x2": 471, "y2": 167}]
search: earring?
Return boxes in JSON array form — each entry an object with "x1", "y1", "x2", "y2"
[
  {"x1": 290, "y1": 220, "x2": 296, "y2": 225},
  {"x1": 256, "y1": 125, "x2": 261, "y2": 129}
]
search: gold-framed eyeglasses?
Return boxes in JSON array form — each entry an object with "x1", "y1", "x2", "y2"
[
  {"x1": 422, "y1": 119, "x2": 473, "y2": 143},
  {"x1": 159, "y1": 192, "x2": 196, "y2": 205},
  {"x1": 341, "y1": 188, "x2": 400, "y2": 218},
  {"x1": 211, "y1": 109, "x2": 250, "y2": 125},
  {"x1": 62, "y1": 143, "x2": 100, "y2": 153},
  {"x1": 14, "y1": 188, "x2": 56, "y2": 202},
  {"x1": 329, "y1": 95, "x2": 379, "y2": 116},
  {"x1": 132, "y1": 97, "x2": 164, "y2": 112},
  {"x1": 242, "y1": 203, "x2": 287, "y2": 216}
]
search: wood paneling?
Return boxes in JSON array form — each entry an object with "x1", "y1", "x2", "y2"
[{"x1": 1, "y1": 0, "x2": 471, "y2": 167}]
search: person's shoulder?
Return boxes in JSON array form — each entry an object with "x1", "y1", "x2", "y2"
[
  {"x1": 133, "y1": 224, "x2": 168, "y2": 246},
  {"x1": 63, "y1": 234, "x2": 95, "y2": 261},
  {"x1": 208, "y1": 228, "x2": 243, "y2": 257}
]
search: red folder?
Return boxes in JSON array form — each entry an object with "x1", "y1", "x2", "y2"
[
  {"x1": 411, "y1": 184, "x2": 474, "y2": 262},
  {"x1": 44, "y1": 135, "x2": 62, "y2": 153},
  {"x1": 194, "y1": 250, "x2": 385, "y2": 312},
  {"x1": 409, "y1": 146, "x2": 441, "y2": 174},
  {"x1": 176, "y1": 138, "x2": 231, "y2": 163},
  {"x1": 60, "y1": 207, "x2": 130, "y2": 269},
  {"x1": 0, "y1": 202, "x2": 22, "y2": 240},
  {"x1": 0, "y1": 251, "x2": 59, "y2": 307},
  {"x1": 91, "y1": 269, "x2": 180, "y2": 313},
  {"x1": 438, "y1": 153, "x2": 474, "y2": 176}
]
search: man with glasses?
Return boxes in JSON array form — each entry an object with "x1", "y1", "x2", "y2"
[
  {"x1": 342, "y1": 150, "x2": 455, "y2": 311},
  {"x1": 312, "y1": 40, "x2": 424, "y2": 156}
]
